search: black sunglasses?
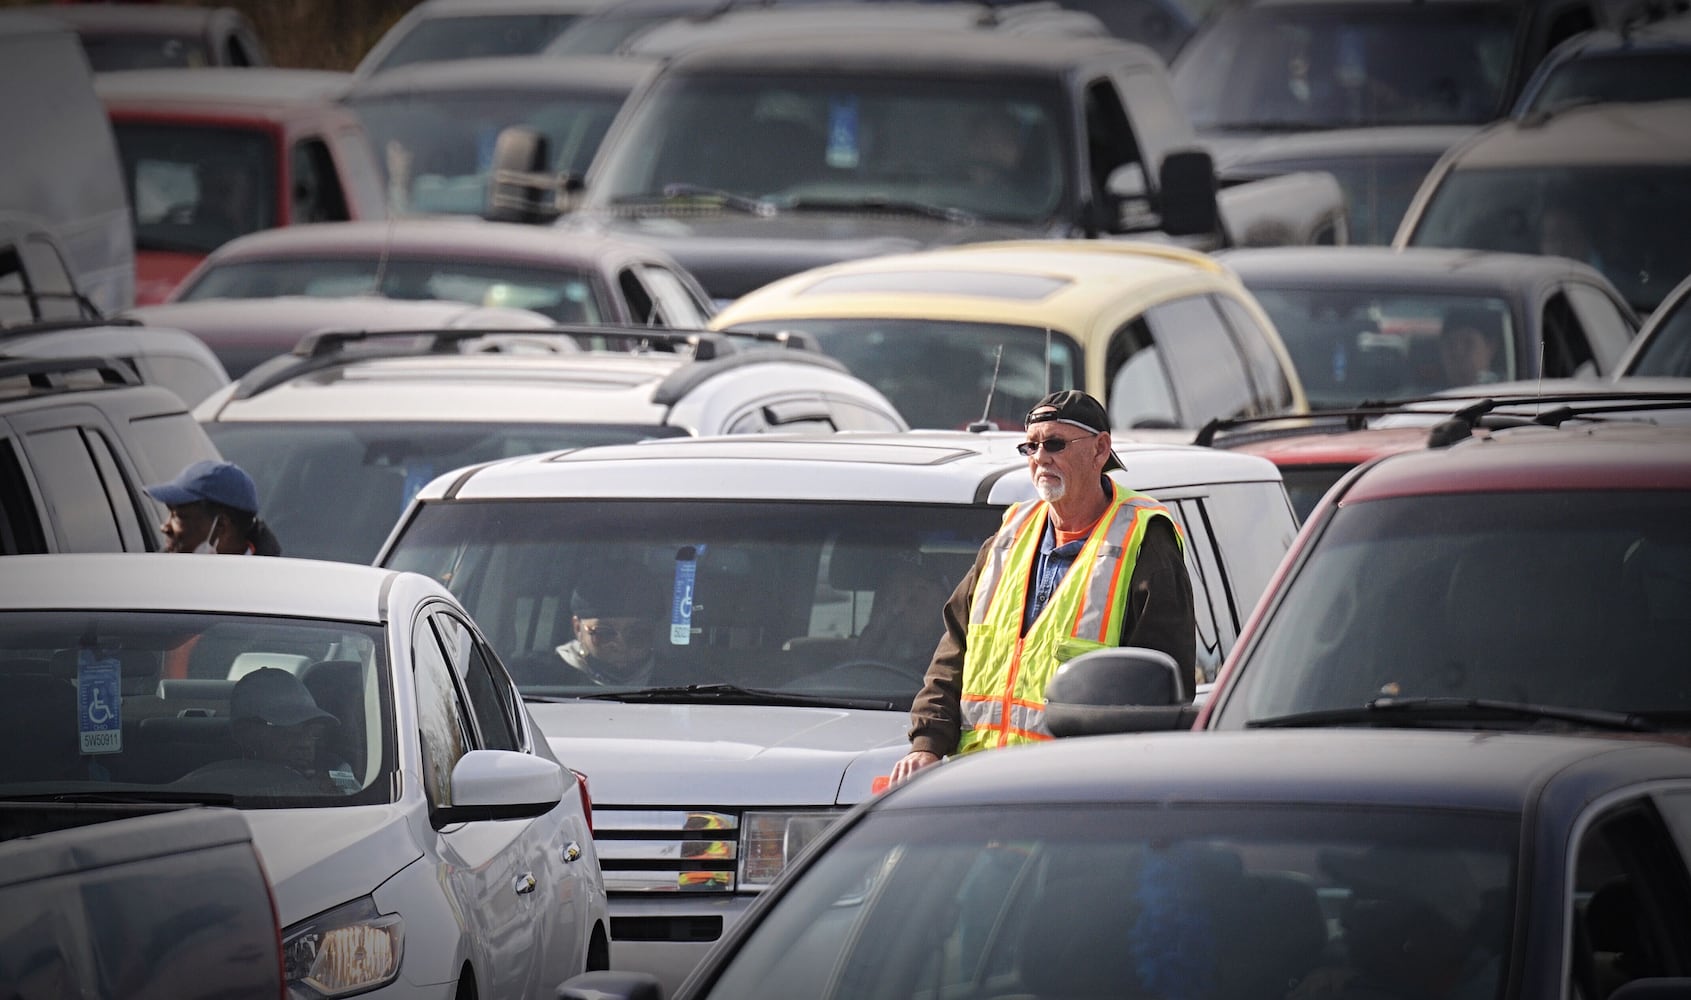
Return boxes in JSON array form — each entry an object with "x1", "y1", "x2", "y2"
[{"x1": 1016, "y1": 435, "x2": 1090, "y2": 457}]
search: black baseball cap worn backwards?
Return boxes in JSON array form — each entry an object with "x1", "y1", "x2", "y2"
[{"x1": 1026, "y1": 390, "x2": 1123, "y2": 472}]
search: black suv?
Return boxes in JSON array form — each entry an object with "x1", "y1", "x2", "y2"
[{"x1": 0, "y1": 356, "x2": 221, "y2": 554}]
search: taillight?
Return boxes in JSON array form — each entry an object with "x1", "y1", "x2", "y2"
[{"x1": 569, "y1": 767, "x2": 592, "y2": 835}]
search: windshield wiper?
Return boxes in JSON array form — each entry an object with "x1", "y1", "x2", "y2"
[
  {"x1": 785, "y1": 195, "x2": 980, "y2": 225},
  {"x1": 1245, "y1": 697, "x2": 1654, "y2": 732},
  {"x1": 613, "y1": 184, "x2": 779, "y2": 216},
  {"x1": 568, "y1": 682, "x2": 896, "y2": 710}
]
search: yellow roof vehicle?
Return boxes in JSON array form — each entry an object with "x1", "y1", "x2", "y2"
[{"x1": 710, "y1": 240, "x2": 1307, "y2": 430}]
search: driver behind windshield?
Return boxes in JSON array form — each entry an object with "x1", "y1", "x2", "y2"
[
  {"x1": 177, "y1": 667, "x2": 356, "y2": 794},
  {"x1": 550, "y1": 575, "x2": 664, "y2": 687}
]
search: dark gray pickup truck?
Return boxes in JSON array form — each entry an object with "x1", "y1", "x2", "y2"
[
  {"x1": 492, "y1": 30, "x2": 1344, "y2": 301},
  {"x1": 0, "y1": 802, "x2": 282, "y2": 998}
]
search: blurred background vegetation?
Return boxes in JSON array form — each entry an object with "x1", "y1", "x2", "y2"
[{"x1": 5, "y1": 0, "x2": 422, "y2": 69}]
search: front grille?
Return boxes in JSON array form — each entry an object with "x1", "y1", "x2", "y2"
[{"x1": 595, "y1": 809, "x2": 739, "y2": 893}]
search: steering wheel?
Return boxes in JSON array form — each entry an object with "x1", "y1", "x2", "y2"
[{"x1": 821, "y1": 658, "x2": 926, "y2": 684}]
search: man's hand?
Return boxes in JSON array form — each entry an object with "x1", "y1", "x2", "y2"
[{"x1": 889, "y1": 750, "x2": 941, "y2": 786}]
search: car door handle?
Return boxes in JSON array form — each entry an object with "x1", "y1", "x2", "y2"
[
  {"x1": 514, "y1": 873, "x2": 538, "y2": 895},
  {"x1": 562, "y1": 841, "x2": 582, "y2": 864}
]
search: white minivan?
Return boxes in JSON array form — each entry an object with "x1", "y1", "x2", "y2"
[{"x1": 378, "y1": 429, "x2": 1298, "y2": 994}]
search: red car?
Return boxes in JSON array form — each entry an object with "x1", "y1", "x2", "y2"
[
  {"x1": 96, "y1": 68, "x2": 387, "y2": 304},
  {"x1": 1081, "y1": 411, "x2": 1691, "y2": 737}
]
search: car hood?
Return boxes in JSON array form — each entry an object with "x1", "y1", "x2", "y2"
[
  {"x1": 527, "y1": 700, "x2": 910, "y2": 806},
  {"x1": 244, "y1": 804, "x2": 421, "y2": 927},
  {"x1": 564, "y1": 211, "x2": 1039, "y2": 300}
]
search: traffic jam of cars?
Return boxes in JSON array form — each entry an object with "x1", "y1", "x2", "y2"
[{"x1": 3, "y1": 0, "x2": 1690, "y2": 997}]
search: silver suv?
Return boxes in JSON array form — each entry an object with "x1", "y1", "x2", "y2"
[
  {"x1": 195, "y1": 325, "x2": 906, "y2": 564},
  {"x1": 375, "y1": 429, "x2": 1297, "y2": 993}
]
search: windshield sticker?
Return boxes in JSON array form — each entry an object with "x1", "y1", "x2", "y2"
[
  {"x1": 671, "y1": 545, "x2": 701, "y2": 645},
  {"x1": 77, "y1": 648, "x2": 122, "y2": 755},
  {"x1": 826, "y1": 96, "x2": 861, "y2": 170}
]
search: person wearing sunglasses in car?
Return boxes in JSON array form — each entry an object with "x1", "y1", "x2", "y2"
[
  {"x1": 891, "y1": 389, "x2": 1195, "y2": 785},
  {"x1": 555, "y1": 575, "x2": 663, "y2": 687}
]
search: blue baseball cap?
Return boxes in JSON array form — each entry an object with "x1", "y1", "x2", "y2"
[{"x1": 144, "y1": 460, "x2": 259, "y2": 514}]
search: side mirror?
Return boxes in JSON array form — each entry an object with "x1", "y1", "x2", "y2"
[
  {"x1": 1104, "y1": 163, "x2": 1158, "y2": 233},
  {"x1": 485, "y1": 125, "x2": 581, "y2": 224},
  {"x1": 1043, "y1": 646, "x2": 1196, "y2": 736},
  {"x1": 432, "y1": 749, "x2": 564, "y2": 826},
  {"x1": 556, "y1": 970, "x2": 666, "y2": 1000},
  {"x1": 1157, "y1": 148, "x2": 1220, "y2": 238}
]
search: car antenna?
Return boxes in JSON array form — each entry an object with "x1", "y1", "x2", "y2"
[
  {"x1": 1044, "y1": 327, "x2": 1052, "y2": 394},
  {"x1": 372, "y1": 214, "x2": 396, "y2": 299},
  {"x1": 967, "y1": 344, "x2": 1004, "y2": 432}
]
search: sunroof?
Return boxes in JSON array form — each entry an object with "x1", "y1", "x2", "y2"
[{"x1": 802, "y1": 270, "x2": 1069, "y2": 301}]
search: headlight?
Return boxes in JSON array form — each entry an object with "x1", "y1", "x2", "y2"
[
  {"x1": 740, "y1": 810, "x2": 843, "y2": 888},
  {"x1": 282, "y1": 897, "x2": 404, "y2": 998}
]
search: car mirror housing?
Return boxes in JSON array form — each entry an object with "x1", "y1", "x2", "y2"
[
  {"x1": 434, "y1": 749, "x2": 565, "y2": 826},
  {"x1": 556, "y1": 969, "x2": 667, "y2": 1000},
  {"x1": 1157, "y1": 148, "x2": 1221, "y2": 239},
  {"x1": 1044, "y1": 646, "x2": 1197, "y2": 736},
  {"x1": 485, "y1": 125, "x2": 582, "y2": 225}
]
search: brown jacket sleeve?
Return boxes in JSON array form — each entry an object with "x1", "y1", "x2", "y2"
[{"x1": 905, "y1": 514, "x2": 1198, "y2": 755}]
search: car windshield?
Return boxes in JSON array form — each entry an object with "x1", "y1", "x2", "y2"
[
  {"x1": 348, "y1": 89, "x2": 628, "y2": 216},
  {"x1": 1249, "y1": 288, "x2": 1516, "y2": 408},
  {"x1": 695, "y1": 801, "x2": 1516, "y2": 1000},
  {"x1": 590, "y1": 73, "x2": 1071, "y2": 224},
  {"x1": 1522, "y1": 51, "x2": 1691, "y2": 115},
  {"x1": 368, "y1": 14, "x2": 585, "y2": 74},
  {"x1": 114, "y1": 122, "x2": 278, "y2": 255},
  {"x1": 80, "y1": 34, "x2": 212, "y2": 71},
  {"x1": 207, "y1": 422, "x2": 687, "y2": 564},
  {"x1": 1212, "y1": 491, "x2": 1691, "y2": 727},
  {"x1": 0, "y1": 611, "x2": 392, "y2": 807},
  {"x1": 1174, "y1": 3, "x2": 1517, "y2": 129},
  {"x1": 1626, "y1": 294, "x2": 1691, "y2": 376},
  {"x1": 382, "y1": 499, "x2": 1001, "y2": 705},
  {"x1": 1407, "y1": 164, "x2": 1691, "y2": 313},
  {"x1": 544, "y1": 13, "x2": 671, "y2": 55},
  {"x1": 729, "y1": 318, "x2": 1082, "y2": 430},
  {"x1": 177, "y1": 256, "x2": 609, "y2": 324}
]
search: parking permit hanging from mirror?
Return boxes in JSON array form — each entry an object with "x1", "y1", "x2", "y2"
[
  {"x1": 671, "y1": 545, "x2": 702, "y2": 645},
  {"x1": 77, "y1": 646, "x2": 123, "y2": 755}
]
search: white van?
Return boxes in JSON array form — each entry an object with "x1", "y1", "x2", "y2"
[{"x1": 0, "y1": 12, "x2": 133, "y2": 315}]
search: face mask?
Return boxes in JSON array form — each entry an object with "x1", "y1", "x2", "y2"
[{"x1": 192, "y1": 515, "x2": 221, "y2": 555}]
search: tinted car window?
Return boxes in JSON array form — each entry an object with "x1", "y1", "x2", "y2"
[
  {"x1": 1250, "y1": 287, "x2": 1516, "y2": 407},
  {"x1": 1238, "y1": 153, "x2": 1440, "y2": 244},
  {"x1": 0, "y1": 435, "x2": 48, "y2": 555},
  {"x1": 1173, "y1": 3, "x2": 1517, "y2": 128},
  {"x1": 1408, "y1": 165, "x2": 1691, "y2": 313},
  {"x1": 115, "y1": 123, "x2": 278, "y2": 255},
  {"x1": 1627, "y1": 295, "x2": 1691, "y2": 376},
  {"x1": 1146, "y1": 296, "x2": 1255, "y2": 423},
  {"x1": 1106, "y1": 317, "x2": 1179, "y2": 428},
  {"x1": 432, "y1": 611, "x2": 521, "y2": 753},
  {"x1": 412, "y1": 612, "x2": 470, "y2": 808},
  {"x1": 1563, "y1": 282, "x2": 1635, "y2": 370},
  {"x1": 1170, "y1": 497, "x2": 1225, "y2": 682},
  {"x1": 208, "y1": 421, "x2": 680, "y2": 564},
  {"x1": 24, "y1": 428, "x2": 123, "y2": 552},
  {"x1": 178, "y1": 257, "x2": 607, "y2": 325},
  {"x1": 696, "y1": 802, "x2": 1516, "y2": 1000},
  {"x1": 1213, "y1": 294, "x2": 1295, "y2": 413},
  {"x1": 731, "y1": 319, "x2": 1082, "y2": 431},
  {"x1": 1212, "y1": 491, "x2": 1691, "y2": 727},
  {"x1": 384, "y1": 499, "x2": 1003, "y2": 705},
  {"x1": 1523, "y1": 51, "x2": 1691, "y2": 115}
]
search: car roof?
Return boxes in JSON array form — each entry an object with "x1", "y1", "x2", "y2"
[
  {"x1": 410, "y1": 0, "x2": 609, "y2": 13},
  {"x1": 623, "y1": 2, "x2": 1107, "y2": 56},
  {"x1": 341, "y1": 53, "x2": 654, "y2": 99},
  {"x1": 95, "y1": 67, "x2": 352, "y2": 108},
  {"x1": 188, "y1": 218, "x2": 672, "y2": 270},
  {"x1": 1217, "y1": 245, "x2": 1612, "y2": 294},
  {"x1": 879, "y1": 729, "x2": 1691, "y2": 814},
  {"x1": 660, "y1": 29, "x2": 1161, "y2": 76},
  {"x1": 1224, "y1": 425, "x2": 1439, "y2": 467},
  {"x1": 0, "y1": 553, "x2": 413, "y2": 622},
  {"x1": 1446, "y1": 99, "x2": 1691, "y2": 167},
  {"x1": 1214, "y1": 124, "x2": 1481, "y2": 166},
  {"x1": 420, "y1": 429, "x2": 1283, "y2": 504},
  {"x1": 713, "y1": 240, "x2": 1241, "y2": 335},
  {"x1": 1340, "y1": 423, "x2": 1691, "y2": 501}
]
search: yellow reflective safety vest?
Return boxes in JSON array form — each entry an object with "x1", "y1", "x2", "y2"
[{"x1": 956, "y1": 481, "x2": 1181, "y2": 755}]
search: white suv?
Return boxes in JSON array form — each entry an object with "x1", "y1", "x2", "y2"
[
  {"x1": 375, "y1": 429, "x2": 1297, "y2": 992},
  {"x1": 194, "y1": 325, "x2": 905, "y2": 564}
]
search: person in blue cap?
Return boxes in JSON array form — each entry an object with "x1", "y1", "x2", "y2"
[{"x1": 144, "y1": 459, "x2": 282, "y2": 556}]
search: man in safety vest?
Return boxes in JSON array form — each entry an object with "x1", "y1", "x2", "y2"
[{"x1": 889, "y1": 389, "x2": 1195, "y2": 785}]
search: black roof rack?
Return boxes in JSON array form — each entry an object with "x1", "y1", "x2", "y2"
[
  {"x1": 0, "y1": 355, "x2": 142, "y2": 394},
  {"x1": 1195, "y1": 389, "x2": 1691, "y2": 448},
  {"x1": 0, "y1": 289, "x2": 122, "y2": 336},
  {"x1": 234, "y1": 323, "x2": 822, "y2": 401}
]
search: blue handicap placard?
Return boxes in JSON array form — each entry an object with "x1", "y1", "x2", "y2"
[
  {"x1": 670, "y1": 545, "x2": 701, "y2": 645},
  {"x1": 77, "y1": 650, "x2": 122, "y2": 755}
]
